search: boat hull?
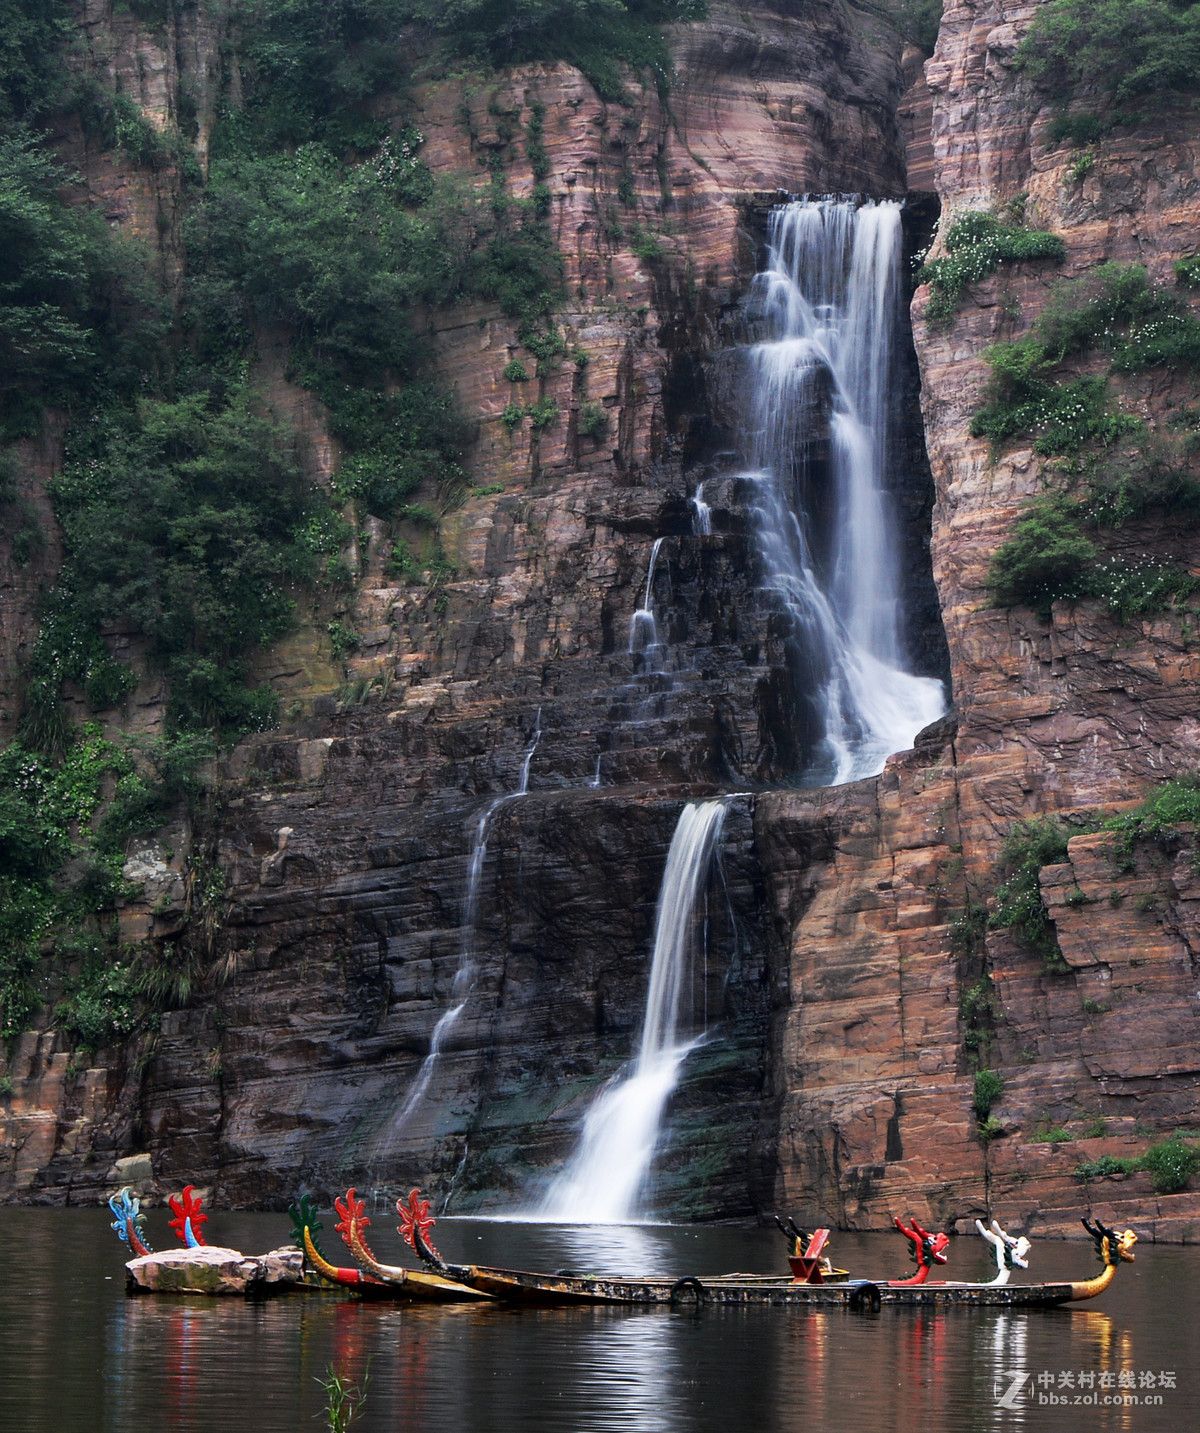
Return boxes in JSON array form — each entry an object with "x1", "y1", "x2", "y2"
[{"x1": 441, "y1": 1266, "x2": 1084, "y2": 1308}]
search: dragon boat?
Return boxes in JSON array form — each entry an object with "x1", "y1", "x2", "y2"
[
  {"x1": 291, "y1": 1189, "x2": 491, "y2": 1303},
  {"x1": 372, "y1": 1192, "x2": 1138, "y2": 1310}
]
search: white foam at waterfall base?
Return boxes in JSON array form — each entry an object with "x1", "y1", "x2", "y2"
[
  {"x1": 538, "y1": 799, "x2": 728, "y2": 1223},
  {"x1": 744, "y1": 198, "x2": 944, "y2": 783}
]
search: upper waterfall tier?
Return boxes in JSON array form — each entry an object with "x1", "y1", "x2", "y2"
[{"x1": 741, "y1": 199, "x2": 945, "y2": 784}]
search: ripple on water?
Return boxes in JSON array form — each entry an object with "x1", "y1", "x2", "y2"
[{"x1": 0, "y1": 1211, "x2": 1195, "y2": 1432}]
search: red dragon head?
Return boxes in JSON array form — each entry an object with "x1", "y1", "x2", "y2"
[
  {"x1": 334, "y1": 1188, "x2": 369, "y2": 1251},
  {"x1": 895, "y1": 1215, "x2": 949, "y2": 1267},
  {"x1": 397, "y1": 1188, "x2": 441, "y2": 1262}
]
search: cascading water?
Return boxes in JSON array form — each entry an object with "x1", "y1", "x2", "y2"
[
  {"x1": 525, "y1": 201, "x2": 943, "y2": 1223},
  {"x1": 540, "y1": 798, "x2": 728, "y2": 1222},
  {"x1": 628, "y1": 536, "x2": 665, "y2": 657},
  {"x1": 743, "y1": 198, "x2": 944, "y2": 783},
  {"x1": 691, "y1": 482, "x2": 712, "y2": 536},
  {"x1": 385, "y1": 714, "x2": 541, "y2": 1135}
]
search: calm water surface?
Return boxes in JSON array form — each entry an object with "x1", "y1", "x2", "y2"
[{"x1": 0, "y1": 1209, "x2": 1194, "y2": 1432}]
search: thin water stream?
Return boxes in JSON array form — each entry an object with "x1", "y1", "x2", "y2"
[{"x1": 384, "y1": 714, "x2": 542, "y2": 1137}]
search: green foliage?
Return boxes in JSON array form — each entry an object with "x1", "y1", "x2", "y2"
[
  {"x1": 396, "y1": 503, "x2": 440, "y2": 527},
  {"x1": 1140, "y1": 1136, "x2": 1200, "y2": 1193},
  {"x1": 98, "y1": 733, "x2": 215, "y2": 853},
  {"x1": 135, "y1": 939, "x2": 208, "y2": 1011},
  {"x1": 989, "y1": 492, "x2": 1199, "y2": 621},
  {"x1": 950, "y1": 900, "x2": 989, "y2": 958},
  {"x1": 988, "y1": 494, "x2": 1098, "y2": 617},
  {"x1": 578, "y1": 401, "x2": 610, "y2": 441},
  {"x1": 1074, "y1": 1153, "x2": 1138, "y2": 1180},
  {"x1": 1035, "y1": 263, "x2": 1173, "y2": 359},
  {"x1": 958, "y1": 976, "x2": 994, "y2": 1025},
  {"x1": 978, "y1": 1116, "x2": 1005, "y2": 1142},
  {"x1": 57, "y1": 956, "x2": 139, "y2": 1051},
  {"x1": 1104, "y1": 773, "x2": 1200, "y2": 870},
  {"x1": 1089, "y1": 558, "x2": 1198, "y2": 620},
  {"x1": 327, "y1": 385, "x2": 470, "y2": 519},
  {"x1": 468, "y1": 203, "x2": 563, "y2": 321},
  {"x1": 327, "y1": 621, "x2": 361, "y2": 660},
  {"x1": 228, "y1": 0, "x2": 410, "y2": 154},
  {"x1": 397, "y1": 1, "x2": 708, "y2": 102},
  {"x1": 1080, "y1": 435, "x2": 1200, "y2": 529},
  {"x1": 0, "y1": 0, "x2": 74, "y2": 125},
  {"x1": 109, "y1": 93, "x2": 173, "y2": 169},
  {"x1": 1017, "y1": 0, "x2": 1200, "y2": 109},
  {"x1": 190, "y1": 142, "x2": 450, "y2": 384},
  {"x1": 918, "y1": 212, "x2": 1065, "y2": 324},
  {"x1": 1068, "y1": 149, "x2": 1096, "y2": 183},
  {"x1": 503, "y1": 359, "x2": 530, "y2": 383},
  {"x1": 1175, "y1": 254, "x2": 1200, "y2": 289},
  {"x1": 1031, "y1": 1125, "x2": 1074, "y2": 1143},
  {"x1": 1047, "y1": 112, "x2": 1108, "y2": 146},
  {"x1": 958, "y1": 970, "x2": 996, "y2": 1057},
  {"x1": 317, "y1": 1359, "x2": 370, "y2": 1433},
  {"x1": 0, "y1": 132, "x2": 167, "y2": 440},
  {"x1": 882, "y1": 0, "x2": 944, "y2": 52},
  {"x1": 0, "y1": 726, "x2": 135, "y2": 1039},
  {"x1": 964, "y1": 262, "x2": 1200, "y2": 455},
  {"x1": 989, "y1": 816, "x2": 1072, "y2": 970},
  {"x1": 519, "y1": 321, "x2": 567, "y2": 373},
  {"x1": 526, "y1": 397, "x2": 559, "y2": 430},
  {"x1": 40, "y1": 387, "x2": 313, "y2": 736},
  {"x1": 973, "y1": 1068, "x2": 1005, "y2": 1117},
  {"x1": 525, "y1": 100, "x2": 550, "y2": 182},
  {"x1": 628, "y1": 222, "x2": 664, "y2": 261},
  {"x1": 1074, "y1": 1136, "x2": 1200, "y2": 1192},
  {"x1": 387, "y1": 538, "x2": 421, "y2": 581},
  {"x1": 501, "y1": 401, "x2": 524, "y2": 430},
  {"x1": 970, "y1": 364, "x2": 1137, "y2": 455}
]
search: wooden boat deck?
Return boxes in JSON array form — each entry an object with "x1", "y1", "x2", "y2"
[{"x1": 445, "y1": 1265, "x2": 1080, "y2": 1308}]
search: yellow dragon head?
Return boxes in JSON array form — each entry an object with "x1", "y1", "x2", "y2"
[{"x1": 1083, "y1": 1218, "x2": 1138, "y2": 1266}]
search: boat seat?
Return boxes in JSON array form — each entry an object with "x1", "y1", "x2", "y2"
[{"x1": 789, "y1": 1228, "x2": 832, "y2": 1284}]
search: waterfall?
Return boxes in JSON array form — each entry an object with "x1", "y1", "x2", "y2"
[
  {"x1": 628, "y1": 536, "x2": 664, "y2": 656},
  {"x1": 743, "y1": 198, "x2": 944, "y2": 784},
  {"x1": 540, "y1": 798, "x2": 728, "y2": 1222},
  {"x1": 691, "y1": 482, "x2": 712, "y2": 536},
  {"x1": 386, "y1": 714, "x2": 541, "y2": 1135}
]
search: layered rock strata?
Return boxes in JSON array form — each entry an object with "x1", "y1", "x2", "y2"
[
  {"x1": 1, "y1": 2, "x2": 915, "y2": 1217},
  {"x1": 762, "y1": 0, "x2": 1200, "y2": 1242},
  {"x1": 6, "y1": 0, "x2": 1199, "y2": 1239}
]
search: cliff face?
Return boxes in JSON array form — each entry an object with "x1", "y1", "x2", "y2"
[
  {"x1": 5, "y1": 0, "x2": 1199, "y2": 1238},
  {"x1": 763, "y1": 0, "x2": 1200, "y2": 1241},
  {"x1": 1, "y1": 1, "x2": 913, "y2": 1215}
]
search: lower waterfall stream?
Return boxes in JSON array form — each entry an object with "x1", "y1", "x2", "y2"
[{"x1": 539, "y1": 799, "x2": 729, "y2": 1221}]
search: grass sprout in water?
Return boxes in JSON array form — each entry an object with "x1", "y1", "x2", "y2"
[{"x1": 317, "y1": 1360, "x2": 370, "y2": 1432}]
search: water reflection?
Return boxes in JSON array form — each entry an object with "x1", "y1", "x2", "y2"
[
  {"x1": 0, "y1": 1212, "x2": 1195, "y2": 1433},
  {"x1": 549, "y1": 1222, "x2": 672, "y2": 1276}
]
